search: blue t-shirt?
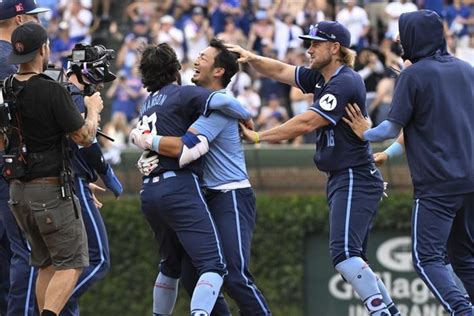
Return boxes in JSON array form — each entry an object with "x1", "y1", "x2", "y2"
[
  {"x1": 0, "y1": 40, "x2": 17, "y2": 80},
  {"x1": 387, "y1": 56, "x2": 474, "y2": 198},
  {"x1": 139, "y1": 84, "x2": 211, "y2": 177},
  {"x1": 295, "y1": 65, "x2": 373, "y2": 172},
  {"x1": 191, "y1": 111, "x2": 248, "y2": 188}
]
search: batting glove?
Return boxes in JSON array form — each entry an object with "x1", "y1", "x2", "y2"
[
  {"x1": 137, "y1": 151, "x2": 159, "y2": 176},
  {"x1": 130, "y1": 128, "x2": 154, "y2": 150}
]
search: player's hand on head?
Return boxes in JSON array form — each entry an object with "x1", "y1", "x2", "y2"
[
  {"x1": 342, "y1": 103, "x2": 371, "y2": 140},
  {"x1": 373, "y1": 152, "x2": 389, "y2": 167},
  {"x1": 225, "y1": 43, "x2": 254, "y2": 64},
  {"x1": 238, "y1": 122, "x2": 259, "y2": 144},
  {"x1": 137, "y1": 150, "x2": 159, "y2": 176}
]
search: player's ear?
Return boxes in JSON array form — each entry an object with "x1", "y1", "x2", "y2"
[
  {"x1": 332, "y1": 42, "x2": 341, "y2": 55},
  {"x1": 214, "y1": 67, "x2": 225, "y2": 78}
]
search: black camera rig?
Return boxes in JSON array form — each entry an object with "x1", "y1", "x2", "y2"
[{"x1": 67, "y1": 44, "x2": 116, "y2": 96}]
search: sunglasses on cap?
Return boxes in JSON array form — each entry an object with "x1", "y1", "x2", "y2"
[{"x1": 308, "y1": 25, "x2": 337, "y2": 42}]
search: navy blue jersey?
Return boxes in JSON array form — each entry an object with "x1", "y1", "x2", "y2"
[
  {"x1": 139, "y1": 84, "x2": 211, "y2": 177},
  {"x1": 0, "y1": 40, "x2": 17, "y2": 80},
  {"x1": 387, "y1": 11, "x2": 474, "y2": 198},
  {"x1": 295, "y1": 65, "x2": 373, "y2": 172},
  {"x1": 67, "y1": 84, "x2": 98, "y2": 182}
]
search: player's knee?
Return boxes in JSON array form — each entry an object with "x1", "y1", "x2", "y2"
[
  {"x1": 330, "y1": 250, "x2": 347, "y2": 267},
  {"x1": 160, "y1": 264, "x2": 182, "y2": 279}
]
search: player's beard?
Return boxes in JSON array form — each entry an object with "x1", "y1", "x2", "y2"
[{"x1": 311, "y1": 54, "x2": 332, "y2": 71}]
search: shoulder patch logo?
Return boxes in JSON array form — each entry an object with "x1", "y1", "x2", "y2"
[{"x1": 319, "y1": 94, "x2": 337, "y2": 111}]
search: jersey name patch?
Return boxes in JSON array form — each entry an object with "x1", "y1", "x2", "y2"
[{"x1": 319, "y1": 94, "x2": 337, "y2": 111}]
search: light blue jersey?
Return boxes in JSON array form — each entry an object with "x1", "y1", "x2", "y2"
[{"x1": 191, "y1": 112, "x2": 249, "y2": 189}]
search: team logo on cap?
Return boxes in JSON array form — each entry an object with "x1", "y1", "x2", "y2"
[
  {"x1": 319, "y1": 94, "x2": 337, "y2": 111},
  {"x1": 15, "y1": 3, "x2": 24, "y2": 12},
  {"x1": 15, "y1": 41, "x2": 25, "y2": 53}
]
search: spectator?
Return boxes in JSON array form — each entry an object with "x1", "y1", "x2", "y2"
[
  {"x1": 208, "y1": 0, "x2": 241, "y2": 35},
  {"x1": 129, "y1": 18, "x2": 151, "y2": 42},
  {"x1": 116, "y1": 33, "x2": 147, "y2": 75},
  {"x1": 103, "y1": 67, "x2": 147, "y2": 164},
  {"x1": 247, "y1": 9, "x2": 274, "y2": 55},
  {"x1": 355, "y1": 47, "x2": 384, "y2": 109},
  {"x1": 154, "y1": 15, "x2": 185, "y2": 62},
  {"x1": 443, "y1": 0, "x2": 471, "y2": 48},
  {"x1": 385, "y1": 0, "x2": 418, "y2": 40},
  {"x1": 365, "y1": 0, "x2": 389, "y2": 44},
  {"x1": 62, "y1": 0, "x2": 93, "y2": 43},
  {"x1": 256, "y1": 94, "x2": 288, "y2": 133},
  {"x1": 216, "y1": 17, "x2": 247, "y2": 48},
  {"x1": 274, "y1": 13, "x2": 304, "y2": 60},
  {"x1": 227, "y1": 67, "x2": 252, "y2": 97},
  {"x1": 237, "y1": 85, "x2": 261, "y2": 118},
  {"x1": 50, "y1": 21, "x2": 74, "y2": 69},
  {"x1": 180, "y1": 58, "x2": 195, "y2": 86},
  {"x1": 337, "y1": 0, "x2": 370, "y2": 50},
  {"x1": 296, "y1": 0, "x2": 325, "y2": 35},
  {"x1": 368, "y1": 75, "x2": 395, "y2": 126},
  {"x1": 184, "y1": 6, "x2": 213, "y2": 61},
  {"x1": 126, "y1": 0, "x2": 160, "y2": 23}
]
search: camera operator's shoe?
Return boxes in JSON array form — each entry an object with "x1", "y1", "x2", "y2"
[{"x1": 191, "y1": 310, "x2": 209, "y2": 316}]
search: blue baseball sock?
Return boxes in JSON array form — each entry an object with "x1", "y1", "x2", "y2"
[
  {"x1": 153, "y1": 272, "x2": 179, "y2": 316},
  {"x1": 190, "y1": 272, "x2": 223, "y2": 314},
  {"x1": 336, "y1": 257, "x2": 389, "y2": 316}
]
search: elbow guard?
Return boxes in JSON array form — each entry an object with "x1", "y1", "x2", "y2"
[{"x1": 178, "y1": 131, "x2": 209, "y2": 168}]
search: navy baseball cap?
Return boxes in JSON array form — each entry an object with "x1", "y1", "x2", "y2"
[
  {"x1": 8, "y1": 22, "x2": 48, "y2": 64},
  {"x1": 299, "y1": 21, "x2": 351, "y2": 48},
  {"x1": 0, "y1": 0, "x2": 50, "y2": 20}
]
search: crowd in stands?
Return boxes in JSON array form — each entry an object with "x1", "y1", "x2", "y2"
[{"x1": 36, "y1": 0, "x2": 474, "y2": 163}]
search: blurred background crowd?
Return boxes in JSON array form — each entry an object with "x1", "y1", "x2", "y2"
[{"x1": 38, "y1": 0, "x2": 474, "y2": 163}]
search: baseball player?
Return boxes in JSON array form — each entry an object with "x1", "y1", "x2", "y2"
[
  {"x1": 135, "y1": 38, "x2": 271, "y2": 316},
  {"x1": 232, "y1": 21, "x2": 400, "y2": 316},
  {"x1": 58, "y1": 53, "x2": 123, "y2": 316},
  {"x1": 342, "y1": 10, "x2": 474, "y2": 316},
  {"x1": 129, "y1": 43, "x2": 252, "y2": 316},
  {"x1": 0, "y1": 1, "x2": 50, "y2": 315}
]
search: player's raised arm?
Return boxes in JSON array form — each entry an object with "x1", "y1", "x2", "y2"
[{"x1": 226, "y1": 44, "x2": 297, "y2": 87}]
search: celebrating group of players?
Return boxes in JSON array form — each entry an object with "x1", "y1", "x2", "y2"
[{"x1": 0, "y1": 0, "x2": 472, "y2": 315}]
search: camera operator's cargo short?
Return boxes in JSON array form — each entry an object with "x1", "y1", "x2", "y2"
[{"x1": 9, "y1": 178, "x2": 89, "y2": 269}]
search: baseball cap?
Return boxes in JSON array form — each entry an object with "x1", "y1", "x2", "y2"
[
  {"x1": 0, "y1": 0, "x2": 50, "y2": 20},
  {"x1": 8, "y1": 22, "x2": 48, "y2": 64},
  {"x1": 299, "y1": 21, "x2": 351, "y2": 48},
  {"x1": 192, "y1": 6, "x2": 204, "y2": 15}
]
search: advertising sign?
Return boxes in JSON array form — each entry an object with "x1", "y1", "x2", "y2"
[{"x1": 305, "y1": 233, "x2": 446, "y2": 316}]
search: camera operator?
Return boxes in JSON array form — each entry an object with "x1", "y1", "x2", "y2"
[
  {"x1": 57, "y1": 43, "x2": 123, "y2": 316},
  {"x1": 4, "y1": 22, "x2": 103, "y2": 316},
  {"x1": 0, "y1": 1, "x2": 50, "y2": 315}
]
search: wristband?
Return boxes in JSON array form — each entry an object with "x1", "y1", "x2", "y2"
[
  {"x1": 254, "y1": 131, "x2": 260, "y2": 144},
  {"x1": 383, "y1": 141, "x2": 404, "y2": 159},
  {"x1": 151, "y1": 135, "x2": 162, "y2": 154}
]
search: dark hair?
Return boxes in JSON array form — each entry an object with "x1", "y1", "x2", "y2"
[
  {"x1": 209, "y1": 38, "x2": 239, "y2": 87},
  {"x1": 139, "y1": 43, "x2": 181, "y2": 92}
]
